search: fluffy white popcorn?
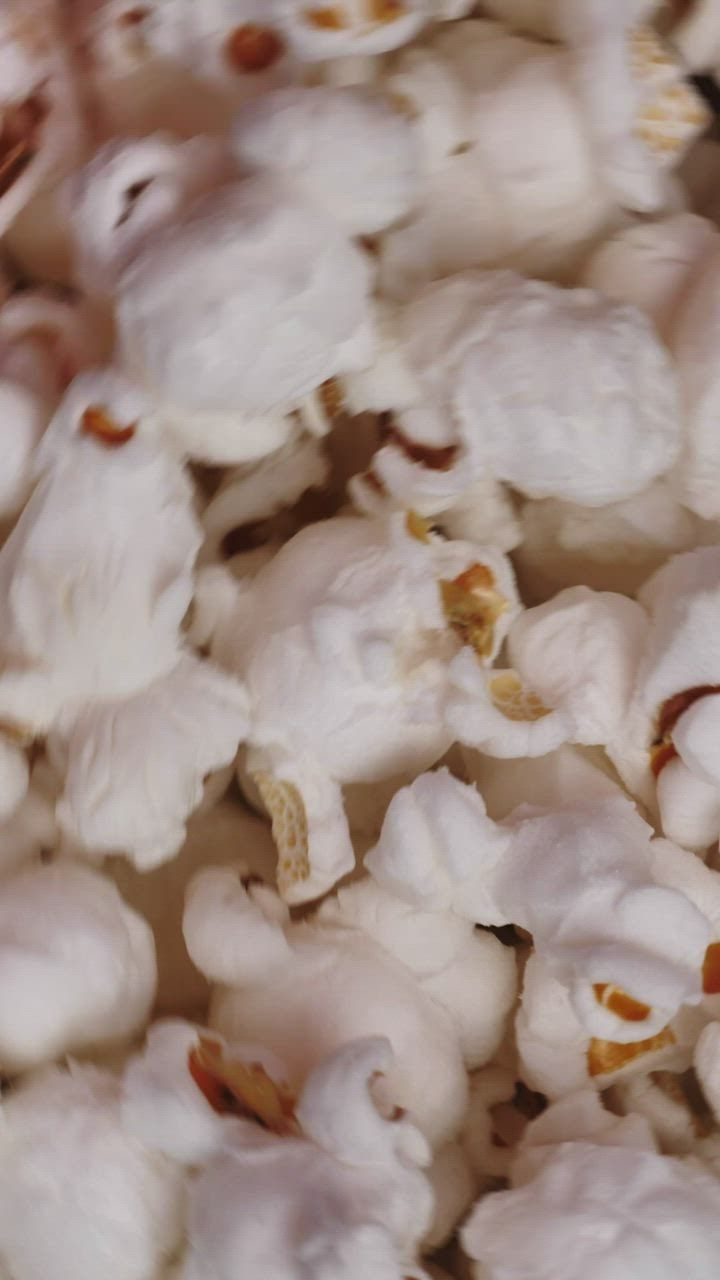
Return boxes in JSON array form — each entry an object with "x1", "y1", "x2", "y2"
[
  {"x1": 377, "y1": 18, "x2": 706, "y2": 296},
  {"x1": 368, "y1": 771, "x2": 714, "y2": 1042},
  {"x1": 0, "y1": 1063, "x2": 185, "y2": 1280},
  {"x1": 0, "y1": 859, "x2": 156, "y2": 1074},
  {"x1": 667, "y1": 240, "x2": 720, "y2": 519},
  {"x1": 580, "y1": 212, "x2": 719, "y2": 341},
  {"x1": 231, "y1": 85, "x2": 421, "y2": 235},
  {"x1": 0, "y1": 288, "x2": 106, "y2": 517},
  {"x1": 215, "y1": 512, "x2": 517, "y2": 901},
  {"x1": 0, "y1": 369, "x2": 248, "y2": 867},
  {"x1": 52, "y1": 654, "x2": 249, "y2": 870},
  {"x1": 0, "y1": 2, "x2": 87, "y2": 243},
  {"x1": 515, "y1": 482, "x2": 709, "y2": 601},
  {"x1": 183, "y1": 863, "x2": 504, "y2": 1147},
  {"x1": 181, "y1": 1037, "x2": 433, "y2": 1280},
  {"x1": 353, "y1": 272, "x2": 681, "y2": 518},
  {"x1": 610, "y1": 547, "x2": 720, "y2": 850},
  {"x1": 461, "y1": 1091, "x2": 720, "y2": 1280},
  {"x1": 516, "y1": 951, "x2": 715, "y2": 1101},
  {"x1": 446, "y1": 586, "x2": 647, "y2": 759}
]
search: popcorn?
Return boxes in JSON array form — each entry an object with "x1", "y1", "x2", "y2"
[
  {"x1": 0, "y1": 370, "x2": 248, "y2": 867},
  {"x1": 0, "y1": 860, "x2": 156, "y2": 1074},
  {"x1": 610, "y1": 548, "x2": 720, "y2": 849},
  {"x1": 273, "y1": 0, "x2": 429, "y2": 61},
  {"x1": 368, "y1": 772, "x2": 715, "y2": 1042},
  {"x1": 184, "y1": 864, "x2": 515, "y2": 1147},
  {"x1": 461, "y1": 1090, "x2": 720, "y2": 1280},
  {"x1": 673, "y1": 0, "x2": 720, "y2": 73},
  {"x1": 353, "y1": 272, "x2": 681, "y2": 521},
  {"x1": 0, "y1": 288, "x2": 105, "y2": 517},
  {"x1": 0, "y1": 2, "x2": 87, "y2": 242},
  {"x1": 181, "y1": 1037, "x2": 433, "y2": 1280},
  {"x1": 445, "y1": 586, "x2": 647, "y2": 758},
  {"x1": 515, "y1": 481, "x2": 708, "y2": 601},
  {"x1": 377, "y1": 17, "x2": 706, "y2": 296},
  {"x1": 230, "y1": 85, "x2": 421, "y2": 235},
  {"x1": 0, "y1": 1063, "x2": 185, "y2": 1280},
  {"x1": 216, "y1": 512, "x2": 517, "y2": 901}
]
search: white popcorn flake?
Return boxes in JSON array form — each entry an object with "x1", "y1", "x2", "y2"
[
  {"x1": 0, "y1": 1063, "x2": 185, "y2": 1280},
  {"x1": 0, "y1": 860, "x2": 156, "y2": 1074}
]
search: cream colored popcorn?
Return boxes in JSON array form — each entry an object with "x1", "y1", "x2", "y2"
[
  {"x1": 67, "y1": 136, "x2": 380, "y2": 464},
  {"x1": 377, "y1": 16, "x2": 705, "y2": 296},
  {"x1": 515, "y1": 482, "x2": 709, "y2": 601},
  {"x1": 181, "y1": 1037, "x2": 433, "y2": 1280},
  {"x1": 352, "y1": 272, "x2": 681, "y2": 522},
  {"x1": 274, "y1": 0, "x2": 428, "y2": 62},
  {"x1": 0, "y1": 370, "x2": 248, "y2": 868},
  {"x1": 367, "y1": 771, "x2": 715, "y2": 1042},
  {"x1": 446, "y1": 586, "x2": 647, "y2": 758},
  {"x1": 461, "y1": 1088, "x2": 720, "y2": 1280},
  {"x1": 184, "y1": 864, "x2": 516, "y2": 1147},
  {"x1": 610, "y1": 548, "x2": 720, "y2": 850},
  {"x1": 209, "y1": 511, "x2": 517, "y2": 901},
  {"x1": 0, "y1": 1063, "x2": 185, "y2": 1280},
  {"x1": 231, "y1": 84, "x2": 421, "y2": 235},
  {"x1": 0, "y1": 288, "x2": 105, "y2": 517},
  {"x1": 673, "y1": 0, "x2": 720, "y2": 73},
  {"x1": 0, "y1": 1, "x2": 87, "y2": 248},
  {"x1": 0, "y1": 859, "x2": 156, "y2": 1074},
  {"x1": 516, "y1": 950, "x2": 717, "y2": 1101},
  {"x1": 607, "y1": 1069, "x2": 713, "y2": 1156},
  {"x1": 71, "y1": 0, "x2": 293, "y2": 140}
]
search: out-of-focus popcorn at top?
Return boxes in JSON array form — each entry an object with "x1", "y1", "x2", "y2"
[
  {"x1": 0, "y1": 1, "x2": 87, "y2": 238},
  {"x1": 206, "y1": 512, "x2": 518, "y2": 901},
  {"x1": 376, "y1": 13, "x2": 706, "y2": 297},
  {"x1": 350, "y1": 270, "x2": 681, "y2": 524}
]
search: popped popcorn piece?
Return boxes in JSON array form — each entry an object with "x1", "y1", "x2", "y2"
[
  {"x1": 181, "y1": 1037, "x2": 433, "y2": 1280},
  {"x1": 353, "y1": 272, "x2": 681, "y2": 520},
  {"x1": 274, "y1": 0, "x2": 428, "y2": 61},
  {"x1": 607, "y1": 1069, "x2": 713, "y2": 1155},
  {"x1": 516, "y1": 951, "x2": 712, "y2": 1100},
  {"x1": 610, "y1": 547, "x2": 720, "y2": 849},
  {"x1": 0, "y1": 371, "x2": 198, "y2": 732},
  {"x1": 515, "y1": 481, "x2": 708, "y2": 601},
  {"x1": 183, "y1": 864, "x2": 507, "y2": 1147},
  {"x1": 0, "y1": 288, "x2": 107, "y2": 517},
  {"x1": 0, "y1": 1, "x2": 87, "y2": 243},
  {"x1": 368, "y1": 772, "x2": 714, "y2": 1041},
  {"x1": 446, "y1": 586, "x2": 647, "y2": 758},
  {"x1": 0, "y1": 1063, "x2": 185, "y2": 1280},
  {"x1": 216, "y1": 512, "x2": 517, "y2": 901},
  {"x1": 482, "y1": 2, "x2": 705, "y2": 209},
  {"x1": 377, "y1": 17, "x2": 705, "y2": 296},
  {"x1": 461, "y1": 1089, "x2": 720, "y2": 1280},
  {"x1": 0, "y1": 860, "x2": 156, "y2": 1074},
  {"x1": 231, "y1": 85, "x2": 421, "y2": 235},
  {"x1": 581, "y1": 212, "x2": 719, "y2": 341},
  {"x1": 53, "y1": 653, "x2": 249, "y2": 870}
]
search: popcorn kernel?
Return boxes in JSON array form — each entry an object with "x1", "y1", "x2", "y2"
[
  {"x1": 593, "y1": 982, "x2": 651, "y2": 1023},
  {"x1": 587, "y1": 1026, "x2": 676, "y2": 1077},
  {"x1": 188, "y1": 1035, "x2": 300, "y2": 1135},
  {"x1": 441, "y1": 564, "x2": 508, "y2": 659}
]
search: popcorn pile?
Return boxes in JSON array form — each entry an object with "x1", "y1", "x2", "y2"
[{"x1": 5, "y1": 1, "x2": 720, "y2": 1276}]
